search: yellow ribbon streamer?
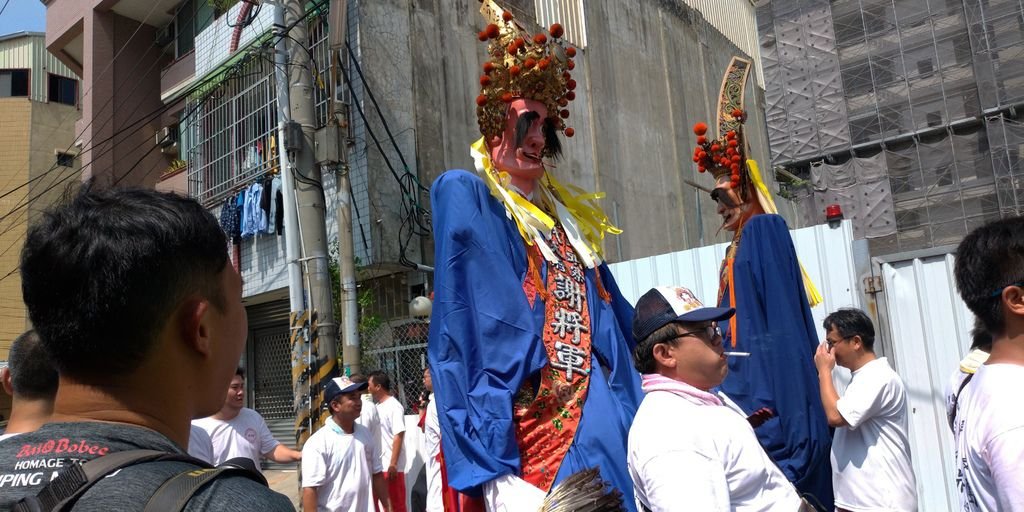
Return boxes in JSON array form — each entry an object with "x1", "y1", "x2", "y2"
[{"x1": 469, "y1": 138, "x2": 621, "y2": 266}]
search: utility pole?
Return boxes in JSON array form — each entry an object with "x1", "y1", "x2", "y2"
[
  {"x1": 283, "y1": 0, "x2": 338, "y2": 376},
  {"x1": 327, "y1": 0, "x2": 360, "y2": 376},
  {"x1": 272, "y1": 2, "x2": 304, "y2": 313}
]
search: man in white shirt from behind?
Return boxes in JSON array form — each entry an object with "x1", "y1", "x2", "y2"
[
  {"x1": 0, "y1": 330, "x2": 57, "y2": 441},
  {"x1": 814, "y1": 308, "x2": 918, "y2": 512},
  {"x1": 950, "y1": 216, "x2": 1024, "y2": 511},
  {"x1": 627, "y1": 286, "x2": 810, "y2": 512},
  {"x1": 192, "y1": 367, "x2": 301, "y2": 471},
  {"x1": 301, "y1": 376, "x2": 391, "y2": 512}
]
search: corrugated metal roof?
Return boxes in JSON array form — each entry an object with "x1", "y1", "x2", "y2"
[{"x1": 0, "y1": 32, "x2": 80, "y2": 104}]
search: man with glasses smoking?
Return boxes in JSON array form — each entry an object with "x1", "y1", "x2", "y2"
[{"x1": 627, "y1": 286, "x2": 811, "y2": 512}]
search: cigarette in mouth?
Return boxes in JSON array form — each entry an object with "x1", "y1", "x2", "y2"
[{"x1": 723, "y1": 351, "x2": 750, "y2": 357}]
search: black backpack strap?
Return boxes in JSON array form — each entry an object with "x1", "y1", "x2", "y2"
[
  {"x1": 948, "y1": 372, "x2": 976, "y2": 432},
  {"x1": 12, "y1": 450, "x2": 206, "y2": 512},
  {"x1": 143, "y1": 457, "x2": 267, "y2": 512}
]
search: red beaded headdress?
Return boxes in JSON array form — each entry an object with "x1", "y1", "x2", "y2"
[{"x1": 475, "y1": 0, "x2": 577, "y2": 156}]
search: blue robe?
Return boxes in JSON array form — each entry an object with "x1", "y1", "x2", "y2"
[
  {"x1": 717, "y1": 214, "x2": 834, "y2": 508},
  {"x1": 427, "y1": 170, "x2": 642, "y2": 509}
]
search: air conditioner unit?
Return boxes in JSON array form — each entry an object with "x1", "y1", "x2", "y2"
[
  {"x1": 156, "y1": 126, "x2": 176, "y2": 147},
  {"x1": 156, "y1": 126, "x2": 179, "y2": 156}
]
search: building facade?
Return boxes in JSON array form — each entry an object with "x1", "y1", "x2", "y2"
[
  {"x1": 757, "y1": 0, "x2": 1024, "y2": 253},
  {"x1": 0, "y1": 31, "x2": 81, "y2": 420}
]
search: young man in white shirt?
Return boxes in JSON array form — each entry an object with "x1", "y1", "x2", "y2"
[
  {"x1": 192, "y1": 368, "x2": 301, "y2": 471},
  {"x1": 368, "y1": 371, "x2": 408, "y2": 512},
  {"x1": 301, "y1": 376, "x2": 391, "y2": 512},
  {"x1": 627, "y1": 286, "x2": 810, "y2": 512},
  {"x1": 814, "y1": 308, "x2": 918, "y2": 511},
  {"x1": 951, "y1": 216, "x2": 1024, "y2": 511}
]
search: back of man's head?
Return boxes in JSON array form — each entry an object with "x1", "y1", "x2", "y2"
[
  {"x1": 822, "y1": 308, "x2": 876, "y2": 352},
  {"x1": 955, "y1": 216, "x2": 1024, "y2": 336},
  {"x1": 20, "y1": 187, "x2": 229, "y2": 383},
  {"x1": 5, "y1": 330, "x2": 57, "y2": 401}
]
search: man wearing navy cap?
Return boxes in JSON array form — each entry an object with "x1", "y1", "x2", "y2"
[
  {"x1": 627, "y1": 286, "x2": 810, "y2": 512},
  {"x1": 301, "y1": 376, "x2": 391, "y2": 512}
]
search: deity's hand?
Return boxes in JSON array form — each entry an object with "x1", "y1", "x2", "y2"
[{"x1": 813, "y1": 342, "x2": 836, "y2": 372}]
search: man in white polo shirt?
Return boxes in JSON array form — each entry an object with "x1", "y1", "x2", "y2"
[
  {"x1": 301, "y1": 376, "x2": 390, "y2": 512},
  {"x1": 192, "y1": 367, "x2": 302, "y2": 471},
  {"x1": 628, "y1": 286, "x2": 810, "y2": 512},
  {"x1": 814, "y1": 308, "x2": 917, "y2": 511}
]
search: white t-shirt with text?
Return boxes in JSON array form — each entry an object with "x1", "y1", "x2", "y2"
[
  {"x1": 953, "y1": 363, "x2": 1024, "y2": 511},
  {"x1": 192, "y1": 408, "x2": 281, "y2": 471},
  {"x1": 832, "y1": 357, "x2": 918, "y2": 511},
  {"x1": 377, "y1": 395, "x2": 407, "y2": 470},
  {"x1": 302, "y1": 418, "x2": 382, "y2": 512},
  {"x1": 628, "y1": 390, "x2": 803, "y2": 512}
]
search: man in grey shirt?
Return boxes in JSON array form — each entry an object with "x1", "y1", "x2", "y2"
[{"x1": 0, "y1": 187, "x2": 292, "y2": 510}]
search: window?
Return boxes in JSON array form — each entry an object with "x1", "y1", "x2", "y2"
[
  {"x1": 0, "y1": 69, "x2": 29, "y2": 97},
  {"x1": 927, "y1": 111, "x2": 943, "y2": 127},
  {"x1": 917, "y1": 59, "x2": 934, "y2": 78},
  {"x1": 48, "y1": 74, "x2": 77, "y2": 106},
  {"x1": 161, "y1": 0, "x2": 216, "y2": 58},
  {"x1": 56, "y1": 151, "x2": 75, "y2": 167}
]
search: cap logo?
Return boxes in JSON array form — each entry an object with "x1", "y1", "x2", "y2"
[{"x1": 672, "y1": 287, "x2": 703, "y2": 313}]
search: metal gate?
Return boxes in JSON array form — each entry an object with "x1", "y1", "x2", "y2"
[
  {"x1": 873, "y1": 246, "x2": 974, "y2": 511},
  {"x1": 252, "y1": 328, "x2": 295, "y2": 420},
  {"x1": 246, "y1": 299, "x2": 295, "y2": 422}
]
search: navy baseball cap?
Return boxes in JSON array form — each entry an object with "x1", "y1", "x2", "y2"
[
  {"x1": 323, "y1": 376, "x2": 368, "y2": 404},
  {"x1": 632, "y1": 286, "x2": 735, "y2": 342}
]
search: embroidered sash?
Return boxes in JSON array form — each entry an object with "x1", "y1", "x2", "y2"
[{"x1": 514, "y1": 224, "x2": 592, "y2": 492}]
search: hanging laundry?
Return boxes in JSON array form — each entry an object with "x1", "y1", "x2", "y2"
[
  {"x1": 241, "y1": 182, "x2": 263, "y2": 238},
  {"x1": 236, "y1": 190, "x2": 248, "y2": 238},
  {"x1": 267, "y1": 175, "x2": 282, "y2": 235},
  {"x1": 275, "y1": 178, "x2": 284, "y2": 236},
  {"x1": 219, "y1": 195, "x2": 241, "y2": 243}
]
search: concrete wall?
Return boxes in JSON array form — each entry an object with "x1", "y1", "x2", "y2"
[{"x1": 355, "y1": 0, "x2": 780, "y2": 265}]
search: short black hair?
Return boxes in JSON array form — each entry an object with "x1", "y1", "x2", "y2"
[
  {"x1": 349, "y1": 373, "x2": 367, "y2": 384},
  {"x1": 235, "y1": 367, "x2": 245, "y2": 378},
  {"x1": 970, "y1": 317, "x2": 992, "y2": 352},
  {"x1": 954, "y1": 216, "x2": 1024, "y2": 335},
  {"x1": 632, "y1": 323, "x2": 683, "y2": 374},
  {"x1": 7, "y1": 330, "x2": 58, "y2": 401},
  {"x1": 20, "y1": 186, "x2": 229, "y2": 382},
  {"x1": 368, "y1": 370, "x2": 391, "y2": 392},
  {"x1": 822, "y1": 308, "x2": 876, "y2": 351}
]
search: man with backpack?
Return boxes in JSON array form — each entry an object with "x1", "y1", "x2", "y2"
[{"x1": 0, "y1": 187, "x2": 293, "y2": 511}]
